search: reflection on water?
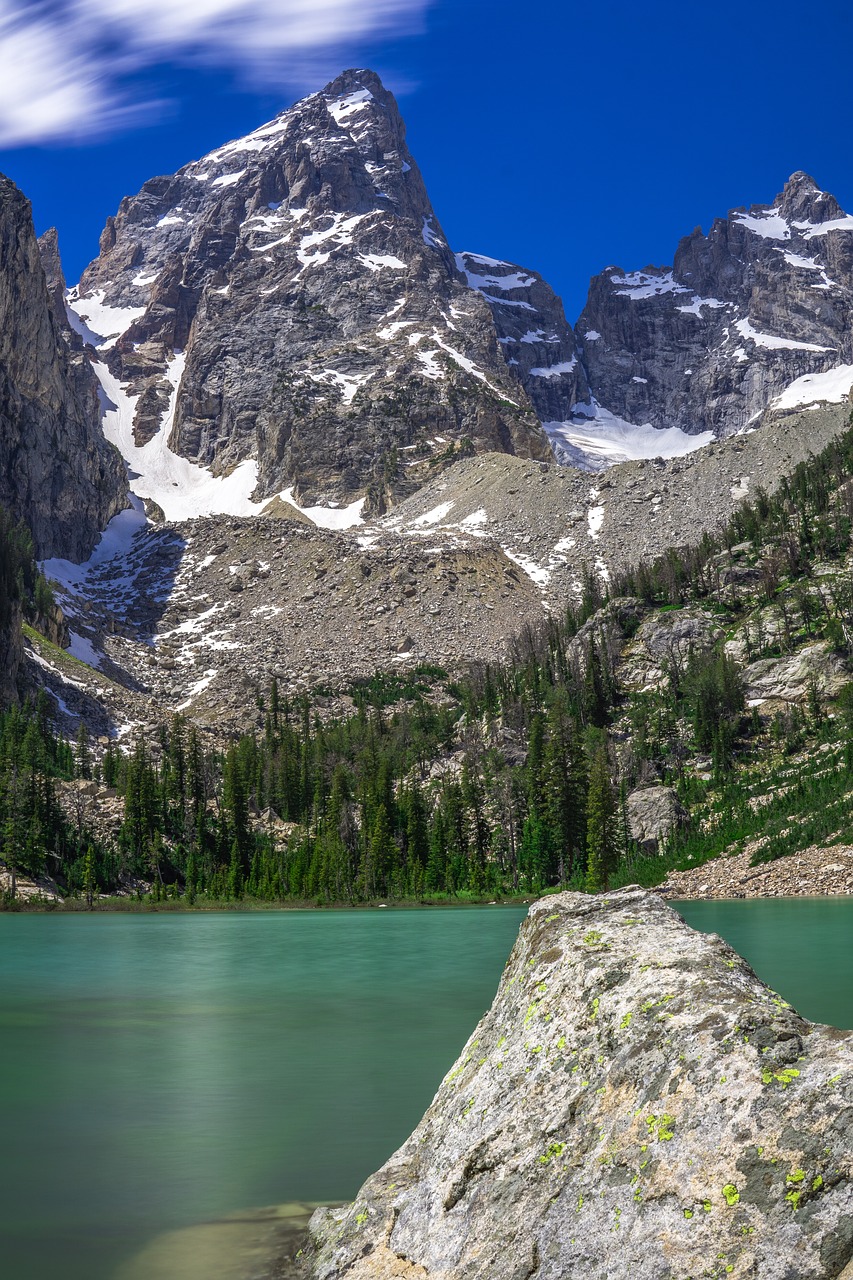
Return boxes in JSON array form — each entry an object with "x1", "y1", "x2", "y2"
[
  {"x1": 0, "y1": 908, "x2": 526, "y2": 1280},
  {"x1": 115, "y1": 1202, "x2": 322, "y2": 1280}
]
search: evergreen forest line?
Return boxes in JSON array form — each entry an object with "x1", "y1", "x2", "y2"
[{"x1": 3, "y1": 416, "x2": 853, "y2": 908}]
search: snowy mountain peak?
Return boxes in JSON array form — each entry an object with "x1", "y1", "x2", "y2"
[
  {"x1": 776, "y1": 171, "x2": 845, "y2": 226},
  {"x1": 67, "y1": 71, "x2": 557, "y2": 526},
  {"x1": 575, "y1": 174, "x2": 853, "y2": 452}
]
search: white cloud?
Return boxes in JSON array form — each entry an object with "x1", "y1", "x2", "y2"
[{"x1": 0, "y1": 0, "x2": 431, "y2": 147}]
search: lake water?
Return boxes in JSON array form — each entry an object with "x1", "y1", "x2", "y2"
[
  {"x1": 676, "y1": 897, "x2": 853, "y2": 1031},
  {"x1": 0, "y1": 908, "x2": 526, "y2": 1280},
  {"x1": 1, "y1": 899, "x2": 852, "y2": 1280}
]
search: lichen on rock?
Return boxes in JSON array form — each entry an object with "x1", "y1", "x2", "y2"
[{"x1": 304, "y1": 887, "x2": 853, "y2": 1279}]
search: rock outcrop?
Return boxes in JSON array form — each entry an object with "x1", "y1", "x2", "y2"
[
  {"x1": 0, "y1": 176, "x2": 126, "y2": 558},
  {"x1": 575, "y1": 172, "x2": 853, "y2": 448},
  {"x1": 627, "y1": 785, "x2": 686, "y2": 850},
  {"x1": 305, "y1": 887, "x2": 853, "y2": 1280}
]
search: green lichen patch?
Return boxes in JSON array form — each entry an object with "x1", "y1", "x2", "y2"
[
  {"x1": 761, "y1": 1067, "x2": 801, "y2": 1089},
  {"x1": 646, "y1": 1113, "x2": 676, "y2": 1142}
]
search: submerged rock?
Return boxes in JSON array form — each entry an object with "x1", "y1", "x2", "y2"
[{"x1": 305, "y1": 887, "x2": 853, "y2": 1279}]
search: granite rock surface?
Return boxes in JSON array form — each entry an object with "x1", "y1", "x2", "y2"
[{"x1": 306, "y1": 887, "x2": 853, "y2": 1279}]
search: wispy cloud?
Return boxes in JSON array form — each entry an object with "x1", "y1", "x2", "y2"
[{"x1": 0, "y1": 0, "x2": 432, "y2": 147}]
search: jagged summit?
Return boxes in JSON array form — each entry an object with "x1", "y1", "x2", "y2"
[
  {"x1": 572, "y1": 172, "x2": 853, "y2": 456},
  {"x1": 775, "y1": 170, "x2": 846, "y2": 225},
  {"x1": 68, "y1": 69, "x2": 573, "y2": 522}
]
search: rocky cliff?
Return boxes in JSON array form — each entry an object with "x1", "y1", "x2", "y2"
[
  {"x1": 305, "y1": 887, "x2": 853, "y2": 1280},
  {"x1": 0, "y1": 176, "x2": 126, "y2": 559},
  {"x1": 71, "y1": 69, "x2": 560, "y2": 514},
  {"x1": 574, "y1": 173, "x2": 853, "y2": 452}
]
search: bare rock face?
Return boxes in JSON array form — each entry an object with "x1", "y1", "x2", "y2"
[
  {"x1": 306, "y1": 887, "x2": 853, "y2": 1280},
  {"x1": 0, "y1": 177, "x2": 126, "y2": 559},
  {"x1": 73, "y1": 69, "x2": 556, "y2": 512},
  {"x1": 454, "y1": 251, "x2": 587, "y2": 425},
  {"x1": 576, "y1": 172, "x2": 853, "y2": 442}
]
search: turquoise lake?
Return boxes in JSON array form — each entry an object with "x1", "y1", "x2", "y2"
[{"x1": 1, "y1": 899, "x2": 851, "y2": 1279}]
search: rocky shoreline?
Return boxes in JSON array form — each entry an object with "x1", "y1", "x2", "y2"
[{"x1": 658, "y1": 842, "x2": 853, "y2": 900}]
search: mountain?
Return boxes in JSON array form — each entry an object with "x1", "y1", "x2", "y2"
[
  {"x1": 0, "y1": 177, "x2": 126, "y2": 559},
  {"x1": 566, "y1": 172, "x2": 853, "y2": 463},
  {"x1": 69, "y1": 76, "x2": 853, "y2": 502},
  {"x1": 70, "y1": 69, "x2": 568, "y2": 520}
]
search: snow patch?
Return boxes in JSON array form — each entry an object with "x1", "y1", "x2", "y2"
[
  {"x1": 797, "y1": 215, "x2": 853, "y2": 238},
  {"x1": 455, "y1": 253, "x2": 535, "y2": 292},
  {"x1": 734, "y1": 318, "x2": 832, "y2": 353},
  {"x1": 732, "y1": 210, "x2": 790, "y2": 240},
  {"x1": 68, "y1": 631, "x2": 103, "y2": 669},
  {"x1": 359, "y1": 253, "x2": 407, "y2": 272},
  {"x1": 422, "y1": 217, "x2": 445, "y2": 249},
  {"x1": 771, "y1": 365, "x2": 853, "y2": 411},
  {"x1": 413, "y1": 502, "x2": 454, "y2": 526},
  {"x1": 503, "y1": 549, "x2": 550, "y2": 588},
  {"x1": 676, "y1": 296, "x2": 729, "y2": 316},
  {"x1": 377, "y1": 319, "x2": 415, "y2": 341},
  {"x1": 529, "y1": 359, "x2": 576, "y2": 379},
  {"x1": 66, "y1": 289, "x2": 146, "y2": 349},
  {"x1": 608, "y1": 269, "x2": 689, "y2": 300},
  {"x1": 545, "y1": 402, "x2": 714, "y2": 469},
  {"x1": 326, "y1": 88, "x2": 373, "y2": 125},
  {"x1": 587, "y1": 505, "x2": 605, "y2": 540},
  {"x1": 94, "y1": 358, "x2": 268, "y2": 521},
  {"x1": 278, "y1": 488, "x2": 365, "y2": 530}
]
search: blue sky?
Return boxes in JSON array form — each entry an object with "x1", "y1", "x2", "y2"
[{"x1": 0, "y1": 0, "x2": 850, "y2": 319}]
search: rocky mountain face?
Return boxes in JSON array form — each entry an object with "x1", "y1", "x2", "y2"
[
  {"x1": 0, "y1": 599, "x2": 23, "y2": 705},
  {"x1": 303, "y1": 887, "x2": 853, "y2": 1280},
  {"x1": 72, "y1": 69, "x2": 563, "y2": 515},
  {"x1": 575, "y1": 172, "x2": 853, "y2": 449},
  {"x1": 0, "y1": 177, "x2": 126, "y2": 560}
]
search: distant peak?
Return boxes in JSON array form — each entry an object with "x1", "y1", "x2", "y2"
[
  {"x1": 783, "y1": 170, "x2": 821, "y2": 192},
  {"x1": 776, "y1": 171, "x2": 843, "y2": 224},
  {"x1": 322, "y1": 68, "x2": 387, "y2": 101}
]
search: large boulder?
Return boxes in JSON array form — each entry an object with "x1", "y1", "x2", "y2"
[
  {"x1": 621, "y1": 607, "x2": 722, "y2": 691},
  {"x1": 740, "y1": 642, "x2": 849, "y2": 705},
  {"x1": 305, "y1": 888, "x2": 853, "y2": 1279},
  {"x1": 627, "y1": 784, "x2": 687, "y2": 850}
]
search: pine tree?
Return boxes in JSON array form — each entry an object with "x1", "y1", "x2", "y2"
[{"x1": 585, "y1": 742, "x2": 617, "y2": 893}]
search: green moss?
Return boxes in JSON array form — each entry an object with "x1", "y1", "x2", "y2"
[
  {"x1": 722, "y1": 1184, "x2": 740, "y2": 1206},
  {"x1": 539, "y1": 1141, "x2": 567, "y2": 1165}
]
